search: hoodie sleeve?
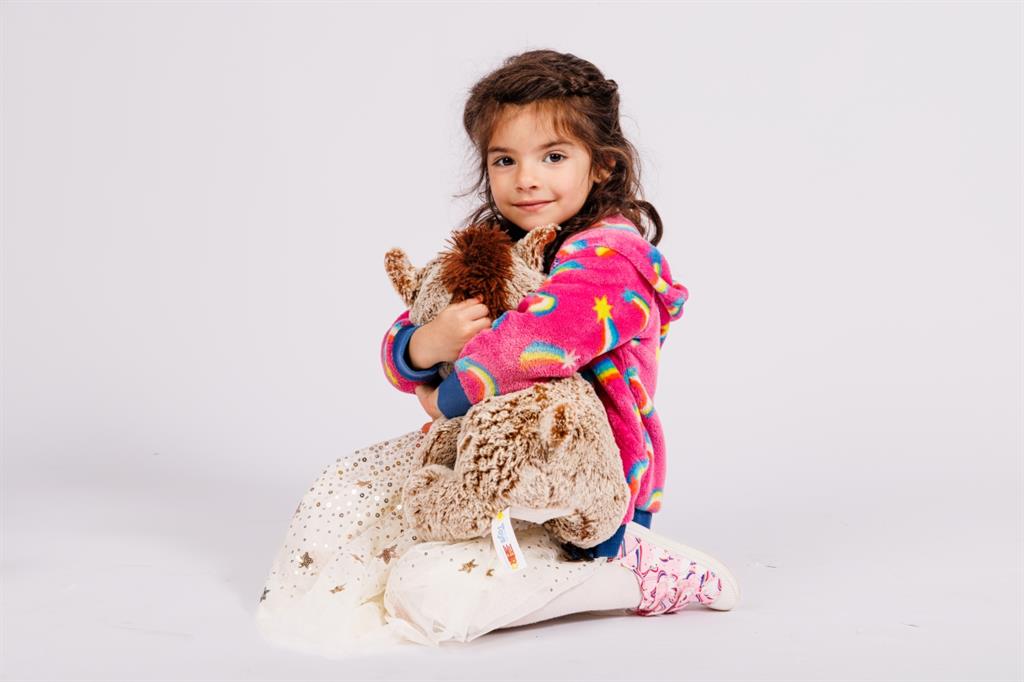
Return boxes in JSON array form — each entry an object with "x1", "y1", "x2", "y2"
[
  {"x1": 381, "y1": 309, "x2": 443, "y2": 393},
  {"x1": 435, "y1": 245, "x2": 658, "y2": 418}
]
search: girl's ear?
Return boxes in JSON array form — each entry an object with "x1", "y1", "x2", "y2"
[
  {"x1": 512, "y1": 223, "x2": 560, "y2": 271},
  {"x1": 384, "y1": 248, "x2": 422, "y2": 307},
  {"x1": 593, "y1": 154, "x2": 614, "y2": 184}
]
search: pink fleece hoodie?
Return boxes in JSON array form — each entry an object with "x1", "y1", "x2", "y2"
[{"x1": 381, "y1": 213, "x2": 689, "y2": 526}]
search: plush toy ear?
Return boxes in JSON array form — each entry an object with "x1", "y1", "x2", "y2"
[
  {"x1": 512, "y1": 223, "x2": 560, "y2": 271},
  {"x1": 384, "y1": 248, "x2": 422, "y2": 307}
]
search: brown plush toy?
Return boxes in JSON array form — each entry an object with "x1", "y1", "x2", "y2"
[{"x1": 384, "y1": 222, "x2": 630, "y2": 549}]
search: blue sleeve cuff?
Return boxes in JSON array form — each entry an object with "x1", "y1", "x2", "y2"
[
  {"x1": 437, "y1": 371, "x2": 472, "y2": 418},
  {"x1": 392, "y1": 325, "x2": 442, "y2": 382}
]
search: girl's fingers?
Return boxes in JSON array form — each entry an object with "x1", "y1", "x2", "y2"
[{"x1": 465, "y1": 303, "x2": 491, "y2": 320}]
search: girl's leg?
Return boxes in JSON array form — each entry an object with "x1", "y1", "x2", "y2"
[
  {"x1": 503, "y1": 522, "x2": 739, "y2": 628},
  {"x1": 501, "y1": 559, "x2": 640, "y2": 627},
  {"x1": 383, "y1": 521, "x2": 739, "y2": 644},
  {"x1": 382, "y1": 522, "x2": 607, "y2": 644}
]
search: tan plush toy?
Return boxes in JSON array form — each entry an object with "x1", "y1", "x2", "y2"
[{"x1": 384, "y1": 222, "x2": 630, "y2": 549}]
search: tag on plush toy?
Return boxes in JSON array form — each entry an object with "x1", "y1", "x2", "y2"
[{"x1": 490, "y1": 508, "x2": 527, "y2": 572}]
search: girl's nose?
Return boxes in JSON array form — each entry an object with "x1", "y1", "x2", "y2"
[{"x1": 515, "y1": 166, "x2": 539, "y2": 191}]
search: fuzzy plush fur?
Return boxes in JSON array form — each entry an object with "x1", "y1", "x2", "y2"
[{"x1": 384, "y1": 223, "x2": 630, "y2": 548}]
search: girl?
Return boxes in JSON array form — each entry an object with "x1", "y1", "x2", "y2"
[{"x1": 256, "y1": 49, "x2": 739, "y2": 657}]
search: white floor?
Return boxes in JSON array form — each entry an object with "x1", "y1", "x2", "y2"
[{"x1": 3, "y1": 449, "x2": 1019, "y2": 681}]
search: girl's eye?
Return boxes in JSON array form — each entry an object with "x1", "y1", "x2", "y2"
[{"x1": 491, "y1": 152, "x2": 566, "y2": 167}]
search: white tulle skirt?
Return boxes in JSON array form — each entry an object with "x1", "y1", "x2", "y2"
[{"x1": 255, "y1": 428, "x2": 605, "y2": 658}]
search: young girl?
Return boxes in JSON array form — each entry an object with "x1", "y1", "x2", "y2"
[{"x1": 256, "y1": 49, "x2": 739, "y2": 656}]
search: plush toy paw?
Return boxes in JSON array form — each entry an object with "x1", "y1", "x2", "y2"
[
  {"x1": 400, "y1": 463, "x2": 492, "y2": 542},
  {"x1": 399, "y1": 464, "x2": 450, "y2": 536},
  {"x1": 414, "y1": 417, "x2": 461, "y2": 468},
  {"x1": 403, "y1": 463, "x2": 448, "y2": 495}
]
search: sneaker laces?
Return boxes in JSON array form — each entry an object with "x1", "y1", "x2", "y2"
[{"x1": 614, "y1": 531, "x2": 723, "y2": 616}]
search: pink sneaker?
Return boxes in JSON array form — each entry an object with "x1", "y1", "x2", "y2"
[{"x1": 613, "y1": 522, "x2": 740, "y2": 615}]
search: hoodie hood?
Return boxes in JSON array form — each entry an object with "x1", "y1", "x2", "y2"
[{"x1": 569, "y1": 214, "x2": 689, "y2": 326}]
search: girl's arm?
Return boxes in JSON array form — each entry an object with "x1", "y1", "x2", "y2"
[
  {"x1": 381, "y1": 310, "x2": 442, "y2": 394},
  {"x1": 434, "y1": 247, "x2": 658, "y2": 418},
  {"x1": 381, "y1": 299, "x2": 493, "y2": 394}
]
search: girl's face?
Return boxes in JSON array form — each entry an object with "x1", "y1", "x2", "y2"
[{"x1": 486, "y1": 105, "x2": 608, "y2": 232}]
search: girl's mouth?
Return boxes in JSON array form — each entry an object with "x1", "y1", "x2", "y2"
[{"x1": 514, "y1": 201, "x2": 552, "y2": 212}]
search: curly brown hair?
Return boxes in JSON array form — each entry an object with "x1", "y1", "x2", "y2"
[{"x1": 456, "y1": 49, "x2": 664, "y2": 273}]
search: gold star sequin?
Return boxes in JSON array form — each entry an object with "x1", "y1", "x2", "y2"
[
  {"x1": 593, "y1": 295, "x2": 613, "y2": 321},
  {"x1": 485, "y1": 569, "x2": 494, "y2": 577},
  {"x1": 460, "y1": 559, "x2": 478, "y2": 573},
  {"x1": 259, "y1": 587, "x2": 269, "y2": 602},
  {"x1": 299, "y1": 551, "x2": 314, "y2": 568},
  {"x1": 377, "y1": 545, "x2": 398, "y2": 564},
  {"x1": 330, "y1": 584, "x2": 346, "y2": 594}
]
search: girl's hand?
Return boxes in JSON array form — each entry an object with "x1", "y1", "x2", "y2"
[
  {"x1": 408, "y1": 297, "x2": 492, "y2": 368},
  {"x1": 414, "y1": 384, "x2": 443, "y2": 421}
]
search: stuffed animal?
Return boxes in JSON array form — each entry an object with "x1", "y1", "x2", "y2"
[{"x1": 384, "y1": 222, "x2": 630, "y2": 549}]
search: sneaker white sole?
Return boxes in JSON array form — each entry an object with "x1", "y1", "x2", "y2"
[{"x1": 626, "y1": 522, "x2": 741, "y2": 611}]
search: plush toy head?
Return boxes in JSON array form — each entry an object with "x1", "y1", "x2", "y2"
[{"x1": 384, "y1": 222, "x2": 560, "y2": 329}]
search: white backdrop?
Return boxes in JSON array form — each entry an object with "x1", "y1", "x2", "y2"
[{"x1": 2, "y1": 1, "x2": 1020, "y2": 680}]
